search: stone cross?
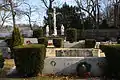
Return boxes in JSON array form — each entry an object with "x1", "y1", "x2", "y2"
[{"x1": 52, "y1": 7, "x2": 57, "y2": 36}]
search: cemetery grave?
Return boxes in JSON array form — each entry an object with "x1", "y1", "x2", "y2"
[
  {"x1": 1, "y1": 0, "x2": 120, "y2": 79},
  {"x1": 0, "y1": 23, "x2": 118, "y2": 79},
  {"x1": 0, "y1": 37, "x2": 108, "y2": 78}
]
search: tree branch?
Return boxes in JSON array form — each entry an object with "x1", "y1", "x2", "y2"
[
  {"x1": 41, "y1": 0, "x2": 49, "y2": 8},
  {"x1": 75, "y1": 0, "x2": 96, "y2": 22}
]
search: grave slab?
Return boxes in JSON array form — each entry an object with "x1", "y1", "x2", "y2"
[{"x1": 43, "y1": 57, "x2": 107, "y2": 77}]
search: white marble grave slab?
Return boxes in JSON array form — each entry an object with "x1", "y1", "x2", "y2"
[
  {"x1": 46, "y1": 48, "x2": 101, "y2": 57},
  {"x1": 43, "y1": 57, "x2": 107, "y2": 76}
]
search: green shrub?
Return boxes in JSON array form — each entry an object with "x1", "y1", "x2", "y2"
[
  {"x1": 100, "y1": 44, "x2": 120, "y2": 76},
  {"x1": 0, "y1": 37, "x2": 6, "y2": 40},
  {"x1": 13, "y1": 44, "x2": 46, "y2": 77},
  {"x1": 38, "y1": 37, "x2": 48, "y2": 47},
  {"x1": 10, "y1": 27, "x2": 24, "y2": 58},
  {"x1": 53, "y1": 38, "x2": 63, "y2": 48},
  {"x1": 117, "y1": 39, "x2": 120, "y2": 44},
  {"x1": 85, "y1": 39, "x2": 96, "y2": 48},
  {"x1": 5, "y1": 38, "x2": 12, "y2": 47},
  {"x1": 0, "y1": 50, "x2": 4, "y2": 68},
  {"x1": 5, "y1": 27, "x2": 24, "y2": 58},
  {"x1": 77, "y1": 29, "x2": 82, "y2": 41},
  {"x1": 11, "y1": 27, "x2": 24, "y2": 47},
  {"x1": 66, "y1": 28, "x2": 77, "y2": 43},
  {"x1": 33, "y1": 29, "x2": 43, "y2": 38}
]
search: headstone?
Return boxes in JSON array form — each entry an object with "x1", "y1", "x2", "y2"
[
  {"x1": 47, "y1": 40, "x2": 54, "y2": 47},
  {"x1": 43, "y1": 57, "x2": 107, "y2": 76},
  {"x1": 55, "y1": 49, "x2": 93, "y2": 57},
  {"x1": 24, "y1": 38, "x2": 38, "y2": 44},
  {"x1": 22, "y1": 30, "x2": 33, "y2": 37},
  {"x1": 0, "y1": 40, "x2": 7, "y2": 47},
  {"x1": 61, "y1": 24, "x2": 64, "y2": 35},
  {"x1": 0, "y1": 33, "x2": 12, "y2": 37},
  {"x1": 7, "y1": 66, "x2": 17, "y2": 76},
  {"x1": 0, "y1": 40, "x2": 10, "y2": 58},
  {"x1": 46, "y1": 25, "x2": 49, "y2": 37},
  {"x1": 95, "y1": 42, "x2": 100, "y2": 49}
]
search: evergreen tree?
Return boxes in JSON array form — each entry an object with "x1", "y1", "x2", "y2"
[{"x1": 11, "y1": 27, "x2": 24, "y2": 47}]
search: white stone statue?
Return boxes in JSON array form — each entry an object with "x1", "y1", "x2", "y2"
[
  {"x1": 46, "y1": 25, "x2": 49, "y2": 37},
  {"x1": 61, "y1": 24, "x2": 64, "y2": 35}
]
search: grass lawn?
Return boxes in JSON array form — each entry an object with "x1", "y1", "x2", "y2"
[{"x1": 0, "y1": 59, "x2": 74, "y2": 80}]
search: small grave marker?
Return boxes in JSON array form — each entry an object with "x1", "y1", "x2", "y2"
[{"x1": 24, "y1": 38, "x2": 38, "y2": 45}]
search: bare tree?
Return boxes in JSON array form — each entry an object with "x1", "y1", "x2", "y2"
[
  {"x1": 41, "y1": 0, "x2": 55, "y2": 9},
  {"x1": 15, "y1": 2, "x2": 38, "y2": 30},
  {"x1": 75, "y1": 0, "x2": 102, "y2": 28},
  {"x1": 0, "y1": 11, "x2": 11, "y2": 27},
  {"x1": 75, "y1": 0, "x2": 96, "y2": 25},
  {"x1": 1, "y1": 0, "x2": 25, "y2": 28}
]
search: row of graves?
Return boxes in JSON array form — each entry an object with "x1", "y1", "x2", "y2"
[{"x1": 0, "y1": 37, "x2": 114, "y2": 77}]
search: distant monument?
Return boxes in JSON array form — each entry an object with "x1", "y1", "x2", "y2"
[
  {"x1": 61, "y1": 24, "x2": 64, "y2": 35},
  {"x1": 46, "y1": 25, "x2": 49, "y2": 37}
]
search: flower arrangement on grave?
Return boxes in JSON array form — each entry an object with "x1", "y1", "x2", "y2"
[
  {"x1": 48, "y1": 42, "x2": 52, "y2": 46},
  {"x1": 26, "y1": 40, "x2": 32, "y2": 44}
]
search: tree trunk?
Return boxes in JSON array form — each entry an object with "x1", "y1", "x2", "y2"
[
  {"x1": 114, "y1": 3, "x2": 119, "y2": 28},
  {"x1": 10, "y1": 1, "x2": 16, "y2": 28},
  {"x1": 97, "y1": 0, "x2": 100, "y2": 29},
  {"x1": 28, "y1": 15, "x2": 32, "y2": 30}
]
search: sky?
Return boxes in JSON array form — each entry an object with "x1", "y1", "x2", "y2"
[
  {"x1": 0, "y1": 0, "x2": 106, "y2": 26},
  {"x1": 0, "y1": 0, "x2": 77, "y2": 26},
  {"x1": 16, "y1": 0, "x2": 77, "y2": 26}
]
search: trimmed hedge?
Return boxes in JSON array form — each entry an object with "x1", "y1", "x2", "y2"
[
  {"x1": 13, "y1": 44, "x2": 46, "y2": 77},
  {"x1": 85, "y1": 39, "x2": 96, "y2": 48},
  {"x1": 100, "y1": 44, "x2": 120, "y2": 77},
  {"x1": 38, "y1": 37, "x2": 48, "y2": 47},
  {"x1": 117, "y1": 39, "x2": 120, "y2": 44},
  {"x1": 0, "y1": 50, "x2": 4, "y2": 68},
  {"x1": 100, "y1": 44, "x2": 120, "y2": 57},
  {"x1": 33, "y1": 29, "x2": 43, "y2": 38},
  {"x1": 77, "y1": 29, "x2": 83, "y2": 41},
  {"x1": 53, "y1": 38, "x2": 63, "y2": 48},
  {"x1": 66, "y1": 28, "x2": 77, "y2": 43}
]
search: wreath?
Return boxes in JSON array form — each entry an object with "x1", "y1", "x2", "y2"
[
  {"x1": 50, "y1": 61, "x2": 56, "y2": 66},
  {"x1": 76, "y1": 62, "x2": 91, "y2": 77},
  {"x1": 26, "y1": 40, "x2": 31, "y2": 44}
]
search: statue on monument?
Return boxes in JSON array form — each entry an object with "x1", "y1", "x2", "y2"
[
  {"x1": 61, "y1": 24, "x2": 64, "y2": 35},
  {"x1": 46, "y1": 25, "x2": 49, "y2": 37}
]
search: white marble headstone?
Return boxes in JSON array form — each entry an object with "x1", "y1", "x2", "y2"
[{"x1": 24, "y1": 38, "x2": 38, "y2": 44}]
